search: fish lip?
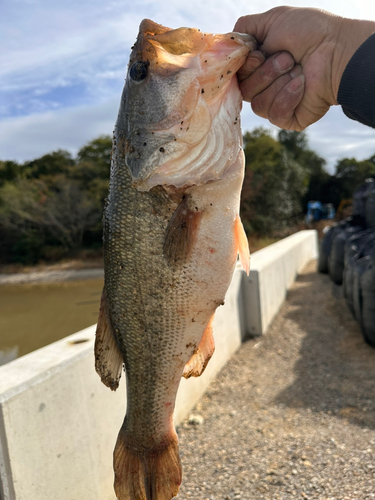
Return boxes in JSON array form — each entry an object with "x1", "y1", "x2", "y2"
[
  {"x1": 202, "y1": 31, "x2": 257, "y2": 52},
  {"x1": 229, "y1": 32, "x2": 257, "y2": 47}
]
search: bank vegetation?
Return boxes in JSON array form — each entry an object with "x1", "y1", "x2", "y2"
[{"x1": 1, "y1": 130, "x2": 375, "y2": 265}]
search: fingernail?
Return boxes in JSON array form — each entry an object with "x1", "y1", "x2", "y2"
[
  {"x1": 290, "y1": 65, "x2": 302, "y2": 78},
  {"x1": 246, "y1": 55, "x2": 263, "y2": 70},
  {"x1": 274, "y1": 52, "x2": 293, "y2": 71},
  {"x1": 287, "y1": 74, "x2": 305, "y2": 93}
]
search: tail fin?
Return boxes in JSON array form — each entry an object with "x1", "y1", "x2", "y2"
[{"x1": 113, "y1": 426, "x2": 182, "y2": 500}]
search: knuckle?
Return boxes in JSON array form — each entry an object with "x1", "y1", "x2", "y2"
[
  {"x1": 269, "y1": 102, "x2": 290, "y2": 123},
  {"x1": 251, "y1": 95, "x2": 269, "y2": 118},
  {"x1": 238, "y1": 81, "x2": 255, "y2": 103},
  {"x1": 258, "y1": 65, "x2": 276, "y2": 85},
  {"x1": 234, "y1": 16, "x2": 248, "y2": 32}
]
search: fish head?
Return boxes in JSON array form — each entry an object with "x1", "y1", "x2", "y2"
[{"x1": 117, "y1": 19, "x2": 256, "y2": 190}]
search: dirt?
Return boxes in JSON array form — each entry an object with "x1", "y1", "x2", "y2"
[{"x1": 175, "y1": 260, "x2": 375, "y2": 500}]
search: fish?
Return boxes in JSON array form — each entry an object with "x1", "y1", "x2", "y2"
[{"x1": 94, "y1": 19, "x2": 255, "y2": 500}]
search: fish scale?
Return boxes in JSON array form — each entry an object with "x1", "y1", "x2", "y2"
[
  {"x1": 105, "y1": 132, "x2": 202, "y2": 439},
  {"x1": 94, "y1": 19, "x2": 254, "y2": 500}
]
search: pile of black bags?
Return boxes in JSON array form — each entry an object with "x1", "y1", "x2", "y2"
[{"x1": 318, "y1": 179, "x2": 375, "y2": 347}]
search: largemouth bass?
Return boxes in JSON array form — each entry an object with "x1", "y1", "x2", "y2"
[{"x1": 95, "y1": 19, "x2": 254, "y2": 500}]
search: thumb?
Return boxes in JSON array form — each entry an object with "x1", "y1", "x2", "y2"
[
  {"x1": 233, "y1": 7, "x2": 292, "y2": 49},
  {"x1": 233, "y1": 13, "x2": 270, "y2": 43}
]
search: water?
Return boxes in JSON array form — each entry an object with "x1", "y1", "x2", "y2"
[{"x1": 0, "y1": 277, "x2": 103, "y2": 366}]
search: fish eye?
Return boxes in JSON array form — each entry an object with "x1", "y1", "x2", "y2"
[{"x1": 129, "y1": 61, "x2": 149, "y2": 82}]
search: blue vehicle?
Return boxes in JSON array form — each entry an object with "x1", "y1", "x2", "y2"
[{"x1": 305, "y1": 201, "x2": 335, "y2": 224}]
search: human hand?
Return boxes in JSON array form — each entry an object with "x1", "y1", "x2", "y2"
[{"x1": 234, "y1": 7, "x2": 375, "y2": 130}]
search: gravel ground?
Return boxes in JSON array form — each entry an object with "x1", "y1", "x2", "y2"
[{"x1": 175, "y1": 259, "x2": 375, "y2": 500}]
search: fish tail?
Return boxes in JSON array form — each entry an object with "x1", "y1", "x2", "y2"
[{"x1": 114, "y1": 425, "x2": 182, "y2": 500}]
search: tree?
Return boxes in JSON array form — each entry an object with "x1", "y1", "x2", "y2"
[
  {"x1": 76, "y1": 135, "x2": 112, "y2": 180},
  {"x1": 0, "y1": 179, "x2": 47, "y2": 263},
  {"x1": 278, "y1": 130, "x2": 329, "y2": 208},
  {"x1": 23, "y1": 150, "x2": 74, "y2": 178},
  {"x1": 241, "y1": 128, "x2": 308, "y2": 234},
  {"x1": 335, "y1": 157, "x2": 375, "y2": 191},
  {"x1": 0, "y1": 176, "x2": 98, "y2": 261},
  {"x1": 73, "y1": 135, "x2": 111, "y2": 210},
  {"x1": 0, "y1": 137, "x2": 113, "y2": 264},
  {"x1": 41, "y1": 177, "x2": 99, "y2": 251},
  {"x1": 278, "y1": 130, "x2": 308, "y2": 158},
  {"x1": 0, "y1": 160, "x2": 21, "y2": 186}
]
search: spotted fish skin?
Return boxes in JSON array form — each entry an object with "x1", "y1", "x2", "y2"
[{"x1": 94, "y1": 19, "x2": 254, "y2": 500}]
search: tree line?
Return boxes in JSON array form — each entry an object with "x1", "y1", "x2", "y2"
[
  {"x1": 1, "y1": 130, "x2": 375, "y2": 265},
  {"x1": 241, "y1": 128, "x2": 375, "y2": 234}
]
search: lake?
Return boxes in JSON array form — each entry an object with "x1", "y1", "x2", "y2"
[{"x1": 0, "y1": 277, "x2": 103, "y2": 365}]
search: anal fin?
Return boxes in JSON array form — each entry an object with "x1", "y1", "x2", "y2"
[
  {"x1": 183, "y1": 316, "x2": 215, "y2": 379},
  {"x1": 163, "y1": 195, "x2": 202, "y2": 267},
  {"x1": 234, "y1": 214, "x2": 250, "y2": 276},
  {"x1": 94, "y1": 288, "x2": 123, "y2": 391}
]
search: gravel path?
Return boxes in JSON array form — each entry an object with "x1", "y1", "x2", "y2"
[{"x1": 175, "y1": 259, "x2": 375, "y2": 500}]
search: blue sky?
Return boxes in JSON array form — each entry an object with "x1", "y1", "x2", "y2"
[{"x1": 1, "y1": 0, "x2": 375, "y2": 172}]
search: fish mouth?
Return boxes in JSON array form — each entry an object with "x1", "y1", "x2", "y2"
[{"x1": 123, "y1": 20, "x2": 256, "y2": 191}]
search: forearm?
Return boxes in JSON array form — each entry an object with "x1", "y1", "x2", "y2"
[{"x1": 337, "y1": 31, "x2": 375, "y2": 128}]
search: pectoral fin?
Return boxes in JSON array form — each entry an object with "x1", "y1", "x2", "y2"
[
  {"x1": 183, "y1": 316, "x2": 215, "y2": 379},
  {"x1": 163, "y1": 195, "x2": 202, "y2": 266},
  {"x1": 234, "y1": 214, "x2": 250, "y2": 276},
  {"x1": 94, "y1": 288, "x2": 123, "y2": 391}
]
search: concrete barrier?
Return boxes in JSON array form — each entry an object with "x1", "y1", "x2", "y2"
[
  {"x1": 242, "y1": 230, "x2": 318, "y2": 336},
  {"x1": 0, "y1": 230, "x2": 317, "y2": 500}
]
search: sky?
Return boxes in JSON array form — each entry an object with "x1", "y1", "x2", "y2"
[{"x1": 1, "y1": 0, "x2": 375, "y2": 172}]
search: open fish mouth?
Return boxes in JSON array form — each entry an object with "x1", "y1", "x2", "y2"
[{"x1": 117, "y1": 20, "x2": 256, "y2": 191}]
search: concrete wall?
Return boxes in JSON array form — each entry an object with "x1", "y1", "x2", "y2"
[
  {"x1": 0, "y1": 230, "x2": 317, "y2": 500},
  {"x1": 242, "y1": 230, "x2": 318, "y2": 336}
]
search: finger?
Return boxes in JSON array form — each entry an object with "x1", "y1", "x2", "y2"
[
  {"x1": 269, "y1": 73, "x2": 305, "y2": 130},
  {"x1": 250, "y1": 66, "x2": 305, "y2": 129},
  {"x1": 234, "y1": 12, "x2": 273, "y2": 43},
  {"x1": 238, "y1": 51, "x2": 294, "y2": 102},
  {"x1": 237, "y1": 50, "x2": 265, "y2": 82},
  {"x1": 251, "y1": 66, "x2": 302, "y2": 118},
  {"x1": 234, "y1": 7, "x2": 291, "y2": 44}
]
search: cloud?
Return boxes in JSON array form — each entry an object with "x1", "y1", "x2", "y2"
[
  {"x1": 0, "y1": 98, "x2": 119, "y2": 161},
  {"x1": 307, "y1": 107, "x2": 375, "y2": 171},
  {"x1": 1, "y1": 0, "x2": 375, "y2": 165},
  {"x1": 2, "y1": 91, "x2": 374, "y2": 175},
  {"x1": 240, "y1": 105, "x2": 375, "y2": 174}
]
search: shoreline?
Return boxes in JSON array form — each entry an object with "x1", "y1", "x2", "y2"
[
  {"x1": 0, "y1": 267, "x2": 104, "y2": 285},
  {"x1": 0, "y1": 257, "x2": 104, "y2": 285}
]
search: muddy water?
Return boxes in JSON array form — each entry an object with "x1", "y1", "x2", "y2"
[{"x1": 0, "y1": 278, "x2": 103, "y2": 365}]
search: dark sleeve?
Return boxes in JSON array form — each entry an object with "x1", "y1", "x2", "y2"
[{"x1": 337, "y1": 32, "x2": 375, "y2": 128}]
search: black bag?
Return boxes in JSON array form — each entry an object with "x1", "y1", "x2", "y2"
[
  {"x1": 353, "y1": 255, "x2": 371, "y2": 328},
  {"x1": 318, "y1": 226, "x2": 335, "y2": 273},
  {"x1": 360, "y1": 249, "x2": 375, "y2": 347},
  {"x1": 329, "y1": 223, "x2": 363, "y2": 285},
  {"x1": 353, "y1": 182, "x2": 368, "y2": 218},
  {"x1": 343, "y1": 230, "x2": 370, "y2": 316},
  {"x1": 365, "y1": 179, "x2": 375, "y2": 229}
]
